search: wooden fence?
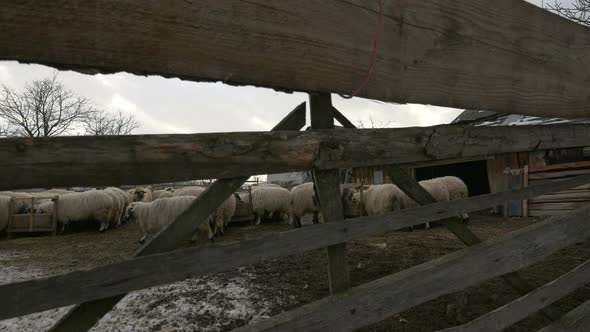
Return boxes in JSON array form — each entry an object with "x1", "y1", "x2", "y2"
[{"x1": 2, "y1": 1, "x2": 590, "y2": 331}]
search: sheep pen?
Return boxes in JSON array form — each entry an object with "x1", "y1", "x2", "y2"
[{"x1": 2, "y1": 212, "x2": 589, "y2": 332}]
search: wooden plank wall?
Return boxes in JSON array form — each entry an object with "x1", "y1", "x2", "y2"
[{"x1": 528, "y1": 161, "x2": 590, "y2": 217}]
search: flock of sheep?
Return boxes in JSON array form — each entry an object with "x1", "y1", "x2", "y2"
[{"x1": 0, "y1": 176, "x2": 468, "y2": 243}]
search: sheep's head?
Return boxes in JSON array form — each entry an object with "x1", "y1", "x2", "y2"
[
  {"x1": 133, "y1": 189, "x2": 146, "y2": 202},
  {"x1": 341, "y1": 187, "x2": 362, "y2": 217},
  {"x1": 35, "y1": 203, "x2": 53, "y2": 215},
  {"x1": 124, "y1": 203, "x2": 138, "y2": 222}
]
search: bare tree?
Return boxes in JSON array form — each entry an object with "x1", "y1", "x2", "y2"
[
  {"x1": 84, "y1": 110, "x2": 139, "y2": 136},
  {"x1": 0, "y1": 122, "x2": 17, "y2": 138},
  {"x1": 545, "y1": 0, "x2": 590, "y2": 26},
  {"x1": 355, "y1": 115, "x2": 393, "y2": 129},
  {"x1": 0, "y1": 73, "x2": 94, "y2": 137}
]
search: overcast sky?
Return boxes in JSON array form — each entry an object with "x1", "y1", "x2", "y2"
[{"x1": 0, "y1": 0, "x2": 566, "y2": 135}]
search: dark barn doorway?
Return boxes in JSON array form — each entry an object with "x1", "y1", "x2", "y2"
[{"x1": 415, "y1": 160, "x2": 490, "y2": 197}]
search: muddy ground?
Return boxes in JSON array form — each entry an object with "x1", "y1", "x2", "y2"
[{"x1": 1, "y1": 212, "x2": 590, "y2": 331}]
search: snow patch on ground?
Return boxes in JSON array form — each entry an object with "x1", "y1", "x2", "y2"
[
  {"x1": 0, "y1": 251, "x2": 72, "y2": 332},
  {"x1": 0, "y1": 249, "x2": 292, "y2": 332},
  {"x1": 93, "y1": 267, "x2": 287, "y2": 332}
]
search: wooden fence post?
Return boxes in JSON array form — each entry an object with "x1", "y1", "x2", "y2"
[{"x1": 310, "y1": 93, "x2": 350, "y2": 294}]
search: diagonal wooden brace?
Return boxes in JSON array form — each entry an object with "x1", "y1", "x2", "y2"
[
  {"x1": 387, "y1": 165, "x2": 560, "y2": 322},
  {"x1": 49, "y1": 102, "x2": 307, "y2": 332}
]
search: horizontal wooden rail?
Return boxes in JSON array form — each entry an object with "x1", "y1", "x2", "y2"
[
  {"x1": 529, "y1": 161, "x2": 590, "y2": 173},
  {"x1": 529, "y1": 169, "x2": 590, "y2": 180},
  {"x1": 3, "y1": 1, "x2": 590, "y2": 118},
  {"x1": 440, "y1": 260, "x2": 590, "y2": 332},
  {"x1": 539, "y1": 299, "x2": 590, "y2": 332},
  {"x1": 1, "y1": 124, "x2": 590, "y2": 190},
  {"x1": 235, "y1": 204, "x2": 590, "y2": 332},
  {"x1": 2, "y1": 174, "x2": 590, "y2": 320}
]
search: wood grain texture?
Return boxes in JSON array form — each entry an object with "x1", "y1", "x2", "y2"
[
  {"x1": 235, "y1": 205, "x2": 590, "y2": 332},
  {"x1": 2, "y1": 174, "x2": 590, "y2": 320},
  {"x1": 539, "y1": 299, "x2": 590, "y2": 332},
  {"x1": 440, "y1": 260, "x2": 590, "y2": 332},
  {"x1": 2, "y1": 1, "x2": 590, "y2": 117},
  {"x1": 2, "y1": 124, "x2": 590, "y2": 190},
  {"x1": 310, "y1": 93, "x2": 350, "y2": 294}
]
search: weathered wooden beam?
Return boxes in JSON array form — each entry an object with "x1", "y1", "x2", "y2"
[
  {"x1": 332, "y1": 107, "x2": 356, "y2": 129},
  {"x1": 310, "y1": 93, "x2": 350, "y2": 294},
  {"x1": 1, "y1": 124, "x2": 590, "y2": 190},
  {"x1": 234, "y1": 204, "x2": 590, "y2": 332},
  {"x1": 48, "y1": 106, "x2": 308, "y2": 331},
  {"x1": 3, "y1": 174, "x2": 590, "y2": 321},
  {"x1": 538, "y1": 299, "x2": 590, "y2": 332},
  {"x1": 271, "y1": 102, "x2": 306, "y2": 131},
  {"x1": 441, "y1": 260, "x2": 590, "y2": 332},
  {"x1": 388, "y1": 165, "x2": 560, "y2": 320},
  {"x1": 3, "y1": 1, "x2": 590, "y2": 118}
]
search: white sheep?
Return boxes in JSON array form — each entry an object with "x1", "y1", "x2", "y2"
[
  {"x1": 105, "y1": 187, "x2": 130, "y2": 227},
  {"x1": 132, "y1": 187, "x2": 153, "y2": 202},
  {"x1": 36, "y1": 190, "x2": 115, "y2": 232},
  {"x1": 250, "y1": 186, "x2": 290, "y2": 224},
  {"x1": 362, "y1": 184, "x2": 404, "y2": 216},
  {"x1": 174, "y1": 186, "x2": 236, "y2": 236},
  {"x1": 212, "y1": 195, "x2": 236, "y2": 235},
  {"x1": 125, "y1": 196, "x2": 213, "y2": 244},
  {"x1": 289, "y1": 182, "x2": 319, "y2": 227},
  {"x1": 434, "y1": 176, "x2": 470, "y2": 222},
  {"x1": 0, "y1": 191, "x2": 34, "y2": 214},
  {"x1": 0, "y1": 195, "x2": 11, "y2": 232},
  {"x1": 152, "y1": 188, "x2": 175, "y2": 200},
  {"x1": 397, "y1": 179, "x2": 450, "y2": 230}
]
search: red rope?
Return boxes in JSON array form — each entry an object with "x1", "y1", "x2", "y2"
[{"x1": 350, "y1": 0, "x2": 383, "y2": 98}]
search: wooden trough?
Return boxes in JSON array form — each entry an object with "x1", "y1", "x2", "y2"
[{"x1": 6, "y1": 196, "x2": 59, "y2": 237}]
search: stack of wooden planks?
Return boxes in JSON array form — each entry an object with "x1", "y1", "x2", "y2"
[{"x1": 527, "y1": 161, "x2": 590, "y2": 216}]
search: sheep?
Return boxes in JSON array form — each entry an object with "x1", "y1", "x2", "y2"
[
  {"x1": 397, "y1": 179, "x2": 450, "y2": 230},
  {"x1": 36, "y1": 190, "x2": 115, "y2": 232},
  {"x1": 132, "y1": 187, "x2": 153, "y2": 202},
  {"x1": 105, "y1": 187, "x2": 130, "y2": 227},
  {"x1": 433, "y1": 176, "x2": 470, "y2": 222},
  {"x1": 213, "y1": 195, "x2": 236, "y2": 235},
  {"x1": 255, "y1": 183, "x2": 281, "y2": 188},
  {"x1": 362, "y1": 184, "x2": 405, "y2": 216},
  {"x1": 249, "y1": 186, "x2": 290, "y2": 225},
  {"x1": 174, "y1": 186, "x2": 236, "y2": 236},
  {"x1": 0, "y1": 195, "x2": 10, "y2": 232},
  {"x1": 0, "y1": 191, "x2": 34, "y2": 214},
  {"x1": 341, "y1": 185, "x2": 368, "y2": 218},
  {"x1": 42, "y1": 189, "x2": 74, "y2": 195},
  {"x1": 125, "y1": 196, "x2": 214, "y2": 244},
  {"x1": 152, "y1": 188, "x2": 175, "y2": 200},
  {"x1": 289, "y1": 182, "x2": 319, "y2": 228},
  {"x1": 173, "y1": 186, "x2": 205, "y2": 198},
  {"x1": 155, "y1": 191, "x2": 174, "y2": 199}
]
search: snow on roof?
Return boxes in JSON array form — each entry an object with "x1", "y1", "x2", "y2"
[{"x1": 453, "y1": 110, "x2": 590, "y2": 127}]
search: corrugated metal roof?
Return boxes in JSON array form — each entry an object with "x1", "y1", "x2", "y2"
[{"x1": 452, "y1": 110, "x2": 590, "y2": 126}]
